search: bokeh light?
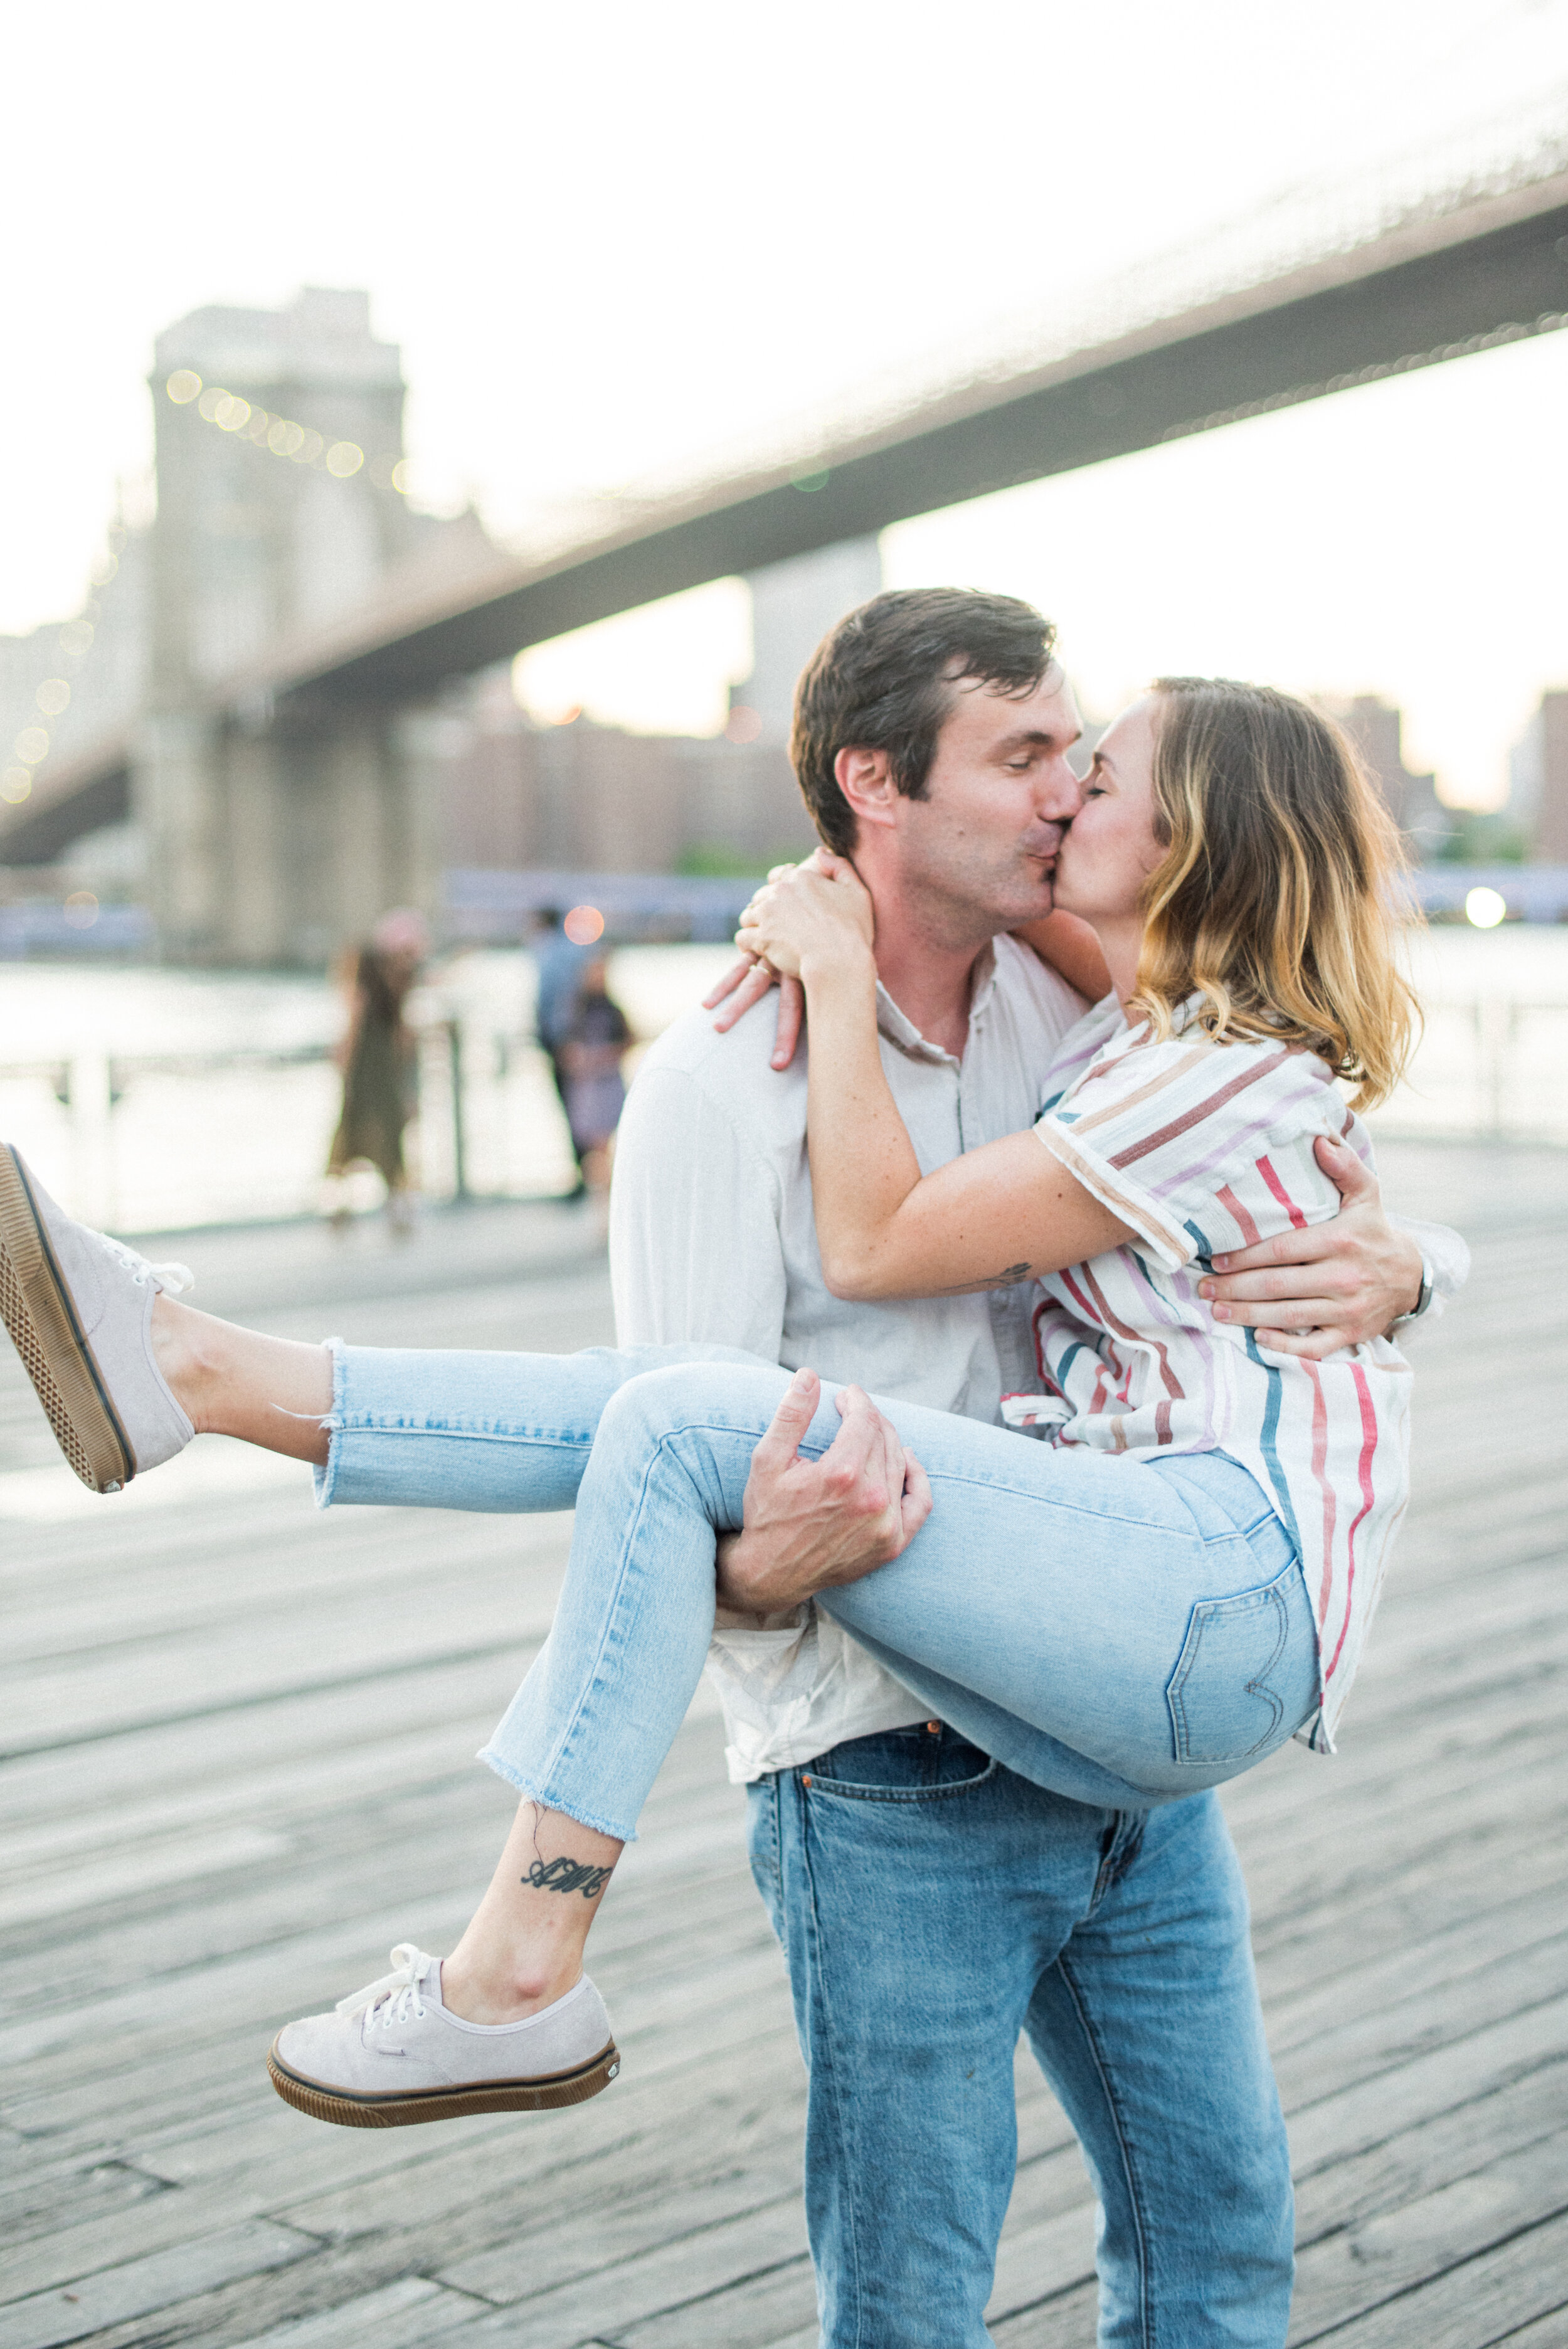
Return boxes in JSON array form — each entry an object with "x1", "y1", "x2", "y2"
[
  {"x1": 165, "y1": 369, "x2": 203, "y2": 405},
  {"x1": 564, "y1": 904, "x2": 605, "y2": 945},
  {"x1": 197, "y1": 385, "x2": 228, "y2": 422},
  {"x1": 62, "y1": 891, "x2": 100, "y2": 929},
  {"x1": 1, "y1": 767, "x2": 32, "y2": 804},
  {"x1": 724, "y1": 704, "x2": 763, "y2": 744},
  {"x1": 13, "y1": 726, "x2": 49, "y2": 765},
  {"x1": 1465, "y1": 886, "x2": 1508, "y2": 928},
  {"x1": 35, "y1": 677, "x2": 71, "y2": 716},
  {"x1": 58, "y1": 620, "x2": 93, "y2": 655},
  {"x1": 325, "y1": 440, "x2": 364, "y2": 478}
]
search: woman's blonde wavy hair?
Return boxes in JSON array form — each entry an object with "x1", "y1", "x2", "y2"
[{"x1": 1127, "y1": 678, "x2": 1420, "y2": 1109}]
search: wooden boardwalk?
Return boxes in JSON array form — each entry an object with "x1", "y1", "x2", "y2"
[{"x1": 1, "y1": 1143, "x2": 1564, "y2": 2349}]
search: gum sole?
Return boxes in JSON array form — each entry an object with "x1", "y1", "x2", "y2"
[
  {"x1": 0, "y1": 1147, "x2": 132, "y2": 1494},
  {"x1": 267, "y1": 2038, "x2": 621, "y2": 2127}
]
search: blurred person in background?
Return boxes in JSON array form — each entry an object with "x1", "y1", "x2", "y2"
[
  {"x1": 325, "y1": 908, "x2": 430, "y2": 1239},
  {"x1": 531, "y1": 909, "x2": 596, "y2": 1199},
  {"x1": 559, "y1": 956, "x2": 632, "y2": 1199}
]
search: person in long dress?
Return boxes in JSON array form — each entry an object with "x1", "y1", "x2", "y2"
[{"x1": 324, "y1": 907, "x2": 429, "y2": 1236}]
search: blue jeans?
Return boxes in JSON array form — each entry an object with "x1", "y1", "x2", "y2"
[
  {"x1": 320, "y1": 1341, "x2": 1300, "y2": 2345},
  {"x1": 320, "y1": 1344, "x2": 1318, "y2": 1832},
  {"x1": 750, "y1": 1726, "x2": 1293, "y2": 2348}
]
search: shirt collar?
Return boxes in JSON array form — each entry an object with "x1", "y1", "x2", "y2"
[{"x1": 875, "y1": 940, "x2": 999, "y2": 1067}]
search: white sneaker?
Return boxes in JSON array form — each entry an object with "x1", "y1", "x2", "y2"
[
  {"x1": 267, "y1": 1944, "x2": 620, "y2": 2129},
  {"x1": 0, "y1": 1145, "x2": 195, "y2": 1493}
]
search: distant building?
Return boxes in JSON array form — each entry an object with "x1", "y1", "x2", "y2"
[
  {"x1": 437, "y1": 669, "x2": 817, "y2": 879},
  {"x1": 1320, "y1": 696, "x2": 1455, "y2": 861},
  {"x1": 1507, "y1": 692, "x2": 1568, "y2": 861}
]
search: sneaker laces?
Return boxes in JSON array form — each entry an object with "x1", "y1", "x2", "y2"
[
  {"x1": 336, "y1": 1942, "x2": 436, "y2": 2030},
  {"x1": 96, "y1": 1231, "x2": 194, "y2": 1297}
]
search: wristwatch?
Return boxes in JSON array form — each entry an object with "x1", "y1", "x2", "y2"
[{"x1": 1391, "y1": 1256, "x2": 1435, "y2": 1330}]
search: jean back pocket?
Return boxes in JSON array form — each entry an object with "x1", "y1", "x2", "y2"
[{"x1": 1165, "y1": 1558, "x2": 1316, "y2": 1766}]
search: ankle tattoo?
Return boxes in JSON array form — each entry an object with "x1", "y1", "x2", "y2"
[{"x1": 524, "y1": 1855, "x2": 613, "y2": 1900}]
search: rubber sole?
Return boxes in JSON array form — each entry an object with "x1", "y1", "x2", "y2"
[
  {"x1": 266, "y1": 2039, "x2": 620, "y2": 2133},
  {"x1": 266, "y1": 2037, "x2": 622, "y2": 2128},
  {"x1": 0, "y1": 1146, "x2": 133, "y2": 1494}
]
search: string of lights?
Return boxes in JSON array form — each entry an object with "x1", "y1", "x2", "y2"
[
  {"x1": 3, "y1": 530, "x2": 127, "y2": 807},
  {"x1": 164, "y1": 371, "x2": 413, "y2": 493},
  {"x1": 4, "y1": 369, "x2": 420, "y2": 813}
]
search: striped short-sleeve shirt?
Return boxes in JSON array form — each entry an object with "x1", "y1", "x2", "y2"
[{"x1": 1002, "y1": 993, "x2": 1412, "y2": 1750}]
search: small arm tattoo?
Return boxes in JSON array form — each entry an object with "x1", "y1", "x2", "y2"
[
  {"x1": 932, "y1": 1262, "x2": 1033, "y2": 1295},
  {"x1": 524, "y1": 1855, "x2": 614, "y2": 1899}
]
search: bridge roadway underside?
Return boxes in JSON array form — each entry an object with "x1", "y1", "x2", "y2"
[
  {"x1": 7, "y1": 180, "x2": 1568, "y2": 958},
  {"x1": 304, "y1": 186, "x2": 1568, "y2": 701}
]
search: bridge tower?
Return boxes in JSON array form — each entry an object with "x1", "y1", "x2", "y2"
[{"x1": 139, "y1": 289, "x2": 455, "y2": 963}]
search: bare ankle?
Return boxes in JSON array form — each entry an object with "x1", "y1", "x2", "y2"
[
  {"x1": 149, "y1": 1296, "x2": 225, "y2": 1431},
  {"x1": 440, "y1": 1951, "x2": 583, "y2": 2026}
]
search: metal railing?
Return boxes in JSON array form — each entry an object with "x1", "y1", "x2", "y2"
[{"x1": 0, "y1": 1019, "x2": 580, "y2": 1233}]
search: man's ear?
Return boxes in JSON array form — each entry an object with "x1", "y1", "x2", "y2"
[{"x1": 834, "y1": 746, "x2": 901, "y2": 832}]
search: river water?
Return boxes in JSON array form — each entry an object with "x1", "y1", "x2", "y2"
[{"x1": 0, "y1": 931, "x2": 1563, "y2": 1234}]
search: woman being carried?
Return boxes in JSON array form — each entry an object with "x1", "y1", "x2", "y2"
[{"x1": 0, "y1": 677, "x2": 1419, "y2": 2129}]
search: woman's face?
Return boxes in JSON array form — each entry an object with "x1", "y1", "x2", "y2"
[{"x1": 1051, "y1": 694, "x2": 1165, "y2": 926}]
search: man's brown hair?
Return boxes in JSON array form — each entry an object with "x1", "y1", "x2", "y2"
[{"x1": 791, "y1": 588, "x2": 1059, "y2": 856}]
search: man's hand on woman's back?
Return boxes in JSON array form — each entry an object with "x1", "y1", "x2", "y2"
[{"x1": 1199, "y1": 1135, "x2": 1426, "y2": 1356}]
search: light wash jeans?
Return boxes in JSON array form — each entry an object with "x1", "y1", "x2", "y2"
[
  {"x1": 749, "y1": 1725, "x2": 1293, "y2": 2348},
  {"x1": 319, "y1": 1342, "x2": 1319, "y2": 1836}
]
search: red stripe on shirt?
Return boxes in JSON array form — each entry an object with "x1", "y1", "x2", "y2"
[
  {"x1": 1257, "y1": 1153, "x2": 1310, "y2": 1232},
  {"x1": 1216, "y1": 1184, "x2": 1262, "y2": 1248},
  {"x1": 1106, "y1": 1047, "x2": 1293, "y2": 1169},
  {"x1": 1304, "y1": 1359, "x2": 1336, "y2": 1620},
  {"x1": 1323, "y1": 1364, "x2": 1379, "y2": 1684}
]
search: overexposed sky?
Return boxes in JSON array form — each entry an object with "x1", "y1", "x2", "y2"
[{"x1": 6, "y1": 0, "x2": 1568, "y2": 804}]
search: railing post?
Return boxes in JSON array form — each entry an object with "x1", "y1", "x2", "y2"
[{"x1": 446, "y1": 1018, "x2": 469, "y2": 1202}]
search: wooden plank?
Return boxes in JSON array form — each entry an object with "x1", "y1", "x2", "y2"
[
  {"x1": 603, "y1": 2259, "x2": 818, "y2": 2349},
  {"x1": 217, "y1": 2276, "x2": 485, "y2": 2348},
  {"x1": 1295, "y1": 2209, "x2": 1568, "y2": 2348},
  {"x1": 1292, "y1": 2060, "x2": 1568, "y2": 2247},
  {"x1": 1271, "y1": 1938, "x2": 1568, "y2": 2115},
  {"x1": 988, "y1": 2278, "x2": 1099, "y2": 2346},
  {"x1": 1288, "y1": 2126, "x2": 1568, "y2": 2341},
  {"x1": 1285, "y1": 1995, "x2": 1568, "y2": 2178},
  {"x1": 438, "y1": 2197, "x2": 810, "y2": 2348},
  {"x1": 984, "y1": 2200, "x2": 1098, "y2": 2323},
  {"x1": 0, "y1": 2224, "x2": 315, "y2": 2349}
]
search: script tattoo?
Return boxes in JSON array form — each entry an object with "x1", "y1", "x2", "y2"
[
  {"x1": 524, "y1": 1855, "x2": 614, "y2": 1900},
  {"x1": 933, "y1": 1262, "x2": 1033, "y2": 1295}
]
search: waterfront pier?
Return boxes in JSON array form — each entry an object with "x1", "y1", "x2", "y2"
[{"x1": 0, "y1": 1135, "x2": 1563, "y2": 2346}]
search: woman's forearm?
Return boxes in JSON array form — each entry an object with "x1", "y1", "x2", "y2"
[
  {"x1": 800, "y1": 948, "x2": 926, "y2": 1296},
  {"x1": 799, "y1": 944, "x2": 1135, "y2": 1302}
]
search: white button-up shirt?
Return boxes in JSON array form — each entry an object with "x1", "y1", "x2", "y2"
[{"x1": 608, "y1": 937, "x2": 1088, "y2": 1779}]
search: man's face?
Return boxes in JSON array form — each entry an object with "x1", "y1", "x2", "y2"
[{"x1": 887, "y1": 664, "x2": 1084, "y2": 936}]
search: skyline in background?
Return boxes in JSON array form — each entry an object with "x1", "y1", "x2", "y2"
[{"x1": 7, "y1": 0, "x2": 1568, "y2": 809}]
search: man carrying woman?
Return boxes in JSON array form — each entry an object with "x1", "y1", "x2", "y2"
[{"x1": 1, "y1": 593, "x2": 1466, "y2": 2348}]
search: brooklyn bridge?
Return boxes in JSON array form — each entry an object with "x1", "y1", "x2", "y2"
[{"x1": 6, "y1": 112, "x2": 1568, "y2": 962}]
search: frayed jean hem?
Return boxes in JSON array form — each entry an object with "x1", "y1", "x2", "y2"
[
  {"x1": 311, "y1": 1337, "x2": 347, "y2": 1510},
  {"x1": 475, "y1": 1745, "x2": 640, "y2": 1844}
]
